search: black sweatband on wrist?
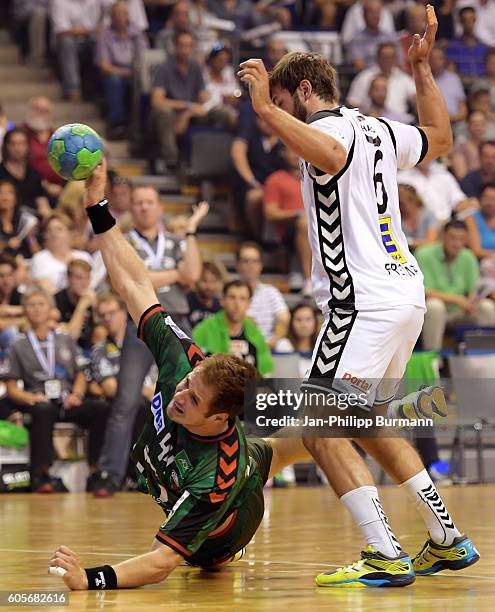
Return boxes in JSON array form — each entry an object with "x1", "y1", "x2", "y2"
[
  {"x1": 87, "y1": 198, "x2": 116, "y2": 234},
  {"x1": 85, "y1": 565, "x2": 118, "y2": 590}
]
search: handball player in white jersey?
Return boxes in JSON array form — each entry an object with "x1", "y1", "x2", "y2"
[{"x1": 239, "y1": 6, "x2": 479, "y2": 587}]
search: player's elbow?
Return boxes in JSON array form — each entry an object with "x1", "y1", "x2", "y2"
[{"x1": 319, "y1": 145, "x2": 347, "y2": 176}]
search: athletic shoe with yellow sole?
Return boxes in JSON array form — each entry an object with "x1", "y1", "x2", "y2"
[
  {"x1": 315, "y1": 546, "x2": 415, "y2": 588},
  {"x1": 413, "y1": 535, "x2": 480, "y2": 575},
  {"x1": 389, "y1": 385, "x2": 448, "y2": 422}
]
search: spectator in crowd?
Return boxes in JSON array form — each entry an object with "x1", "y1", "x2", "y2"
[
  {"x1": 207, "y1": 0, "x2": 267, "y2": 31},
  {"x1": 466, "y1": 183, "x2": 495, "y2": 259},
  {"x1": 462, "y1": 89, "x2": 495, "y2": 141},
  {"x1": 263, "y1": 147, "x2": 312, "y2": 295},
  {"x1": 399, "y1": 183, "x2": 439, "y2": 249},
  {"x1": 472, "y1": 48, "x2": 495, "y2": 112},
  {"x1": 399, "y1": 3, "x2": 426, "y2": 72},
  {"x1": 154, "y1": 0, "x2": 192, "y2": 56},
  {"x1": 446, "y1": 6, "x2": 489, "y2": 85},
  {"x1": 11, "y1": 0, "x2": 49, "y2": 65},
  {"x1": 0, "y1": 104, "x2": 15, "y2": 161},
  {"x1": 0, "y1": 254, "x2": 24, "y2": 350},
  {"x1": 341, "y1": 0, "x2": 395, "y2": 46},
  {"x1": 452, "y1": 111, "x2": 486, "y2": 181},
  {"x1": 236, "y1": 241, "x2": 290, "y2": 348},
  {"x1": 347, "y1": 42, "x2": 416, "y2": 118},
  {"x1": 192, "y1": 279, "x2": 273, "y2": 375},
  {"x1": 88, "y1": 292, "x2": 128, "y2": 401},
  {"x1": 0, "y1": 128, "x2": 50, "y2": 216},
  {"x1": 90, "y1": 194, "x2": 207, "y2": 496},
  {"x1": 362, "y1": 75, "x2": 412, "y2": 123},
  {"x1": 101, "y1": 0, "x2": 149, "y2": 31},
  {"x1": 430, "y1": 45, "x2": 467, "y2": 126},
  {"x1": 415, "y1": 219, "x2": 495, "y2": 351},
  {"x1": 108, "y1": 175, "x2": 133, "y2": 230},
  {"x1": 347, "y1": 0, "x2": 398, "y2": 73},
  {"x1": 461, "y1": 140, "x2": 495, "y2": 198},
  {"x1": 96, "y1": 1, "x2": 148, "y2": 140},
  {"x1": 202, "y1": 42, "x2": 239, "y2": 129},
  {"x1": 3, "y1": 286, "x2": 109, "y2": 493},
  {"x1": 0, "y1": 179, "x2": 40, "y2": 259},
  {"x1": 187, "y1": 260, "x2": 223, "y2": 329},
  {"x1": 398, "y1": 159, "x2": 476, "y2": 223},
  {"x1": 51, "y1": 0, "x2": 104, "y2": 102},
  {"x1": 458, "y1": 0, "x2": 495, "y2": 47},
  {"x1": 23, "y1": 96, "x2": 64, "y2": 194},
  {"x1": 265, "y1": 37, "x2": 287, "y2": 70},
  {"x1": 150, "y1": 30, "x2": 230, "y2": 173},
  {"x1": 308, "y1": 0, "x2": 339, "y2": 30},
  {"x1": 55, "y1": 259, "x2": 98, "y2": 351},
  {"x1": 30, "y1": 212, "x2": 93, "y2": 294},
  {"x1": 231, "y1": 116, "x2": 285, "y2": 239},
  {"x1": 275, "y1": 302, "x2": 320, "y2": 378}
]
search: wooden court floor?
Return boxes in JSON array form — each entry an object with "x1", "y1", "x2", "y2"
[{"x1": 1, "y1": 485, "x2": 494, "y2": 611}]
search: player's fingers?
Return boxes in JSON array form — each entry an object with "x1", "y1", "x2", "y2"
[
  {"x1": 425, "y1": 5, "x2": 438, "y2": 42},
  {"x1": 239, "y1": 58, "x2": 263, "y2": 68},
  {"x1": 53, "y1": 551, "x2": 77, "y2": 566},
  {"x1": 58, "y1": 545, "x2": 77, "y2": 557},
  {"x1": 50, "y1": 558, "x2": 73, "y2": 572}
]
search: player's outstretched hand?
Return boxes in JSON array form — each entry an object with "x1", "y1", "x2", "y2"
[
  {"x1": 49, "y1": 545, "x2": 88, "y2": 590},
  {"x1": 408, "y1": 4, "x2": 437, "y2": 65},
  {"x1": 238, "y1": 59, "x2": 271, "y2": 116},
  {"x1": 187, "y1": 201, "x2": 210, "y2": 234},
  {"x1": 85, "y1": 158, "x2": 108, "y2": 209}
]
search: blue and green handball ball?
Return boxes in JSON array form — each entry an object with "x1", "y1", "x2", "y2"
[{"x1": 47, "y1": 123, "x2": 104, "y2": 181}]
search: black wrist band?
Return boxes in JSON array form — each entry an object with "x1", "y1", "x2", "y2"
[
  {"x1": 185, "y1": 231, "x2": 196, "y2": 237},
  {"x1": 87, "y1": 198, "x2": 116, "y2": 234},
  {"x1": 85, "y1": 565, "x2": 117, "y2": 590}
]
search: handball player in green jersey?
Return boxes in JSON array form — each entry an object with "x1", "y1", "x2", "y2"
[{"x1": 48, "y1": 160, "x2": 311, "y2": 591}]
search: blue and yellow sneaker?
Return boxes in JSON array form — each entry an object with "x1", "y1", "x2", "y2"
[
  {"x1": 413, "y1": 535, "x2": 480, "y2": 575},
  {"x1": 315, "y1": 546, "x2": 415, "y2": 588}
]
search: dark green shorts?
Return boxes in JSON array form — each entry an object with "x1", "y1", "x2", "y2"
[{"x1": 187, "y1": 438, "x2": 273, "y2": 568}]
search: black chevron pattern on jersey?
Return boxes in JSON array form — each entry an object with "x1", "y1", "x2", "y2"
[
  {"x1": 419, "y1": 484, "x2": 456, "y2": 541},
  {"x1": 309, "y1": 308, "x2": 357, "y2": 379},
  {"x1": 311, "y1": 178, "x2": 356, "y2": 310}
]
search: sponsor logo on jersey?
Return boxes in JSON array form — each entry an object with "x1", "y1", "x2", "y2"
[
  {"x1": 150, "y1": 392, "x2": 165, "y2": 434},
  {"x1": 379, "y1": 217, "x2": 406, "y2": 264},
  {"x1": 343, "y1": 372, "x2": 371, "y2": 391},
  {"x1": 165, "y1": 315, "x2": 189, "y2": 339},
  {"x1": 175, "y1": 450, "x2": 192, "y2": 478},
  {"x1": 170, "y1": 470, "x2": 179, "y2": 490}
]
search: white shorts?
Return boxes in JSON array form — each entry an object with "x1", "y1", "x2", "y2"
[{"x1": 304, "y1": 305, "x2": 425, "y2": 406}]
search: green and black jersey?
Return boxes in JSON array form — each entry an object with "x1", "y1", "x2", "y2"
[{"x1": 131, "y1": 304, "x2": 272, "y2": 566}]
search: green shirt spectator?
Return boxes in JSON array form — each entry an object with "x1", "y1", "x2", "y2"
[
  {"x1": 415, "y1": 241, "x2": 479, "y2": 313},
  {"x1": 192, "y1": 281, "x2": 273, "y2": 376}
]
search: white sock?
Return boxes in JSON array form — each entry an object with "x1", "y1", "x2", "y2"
[
  {"x1": 401, "y1": 469, "x2": 461, "y2": 546},
  {"x1": 340, "y1": 485, "x2": 402, "y2": 558}
]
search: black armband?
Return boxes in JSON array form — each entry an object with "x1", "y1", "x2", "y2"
[
  {"x1": 85, "y1": 565, "x2": 118, "y2": 590},
  {"x1": 86, "y1": 198, "x2": 116, "y2": 234}
]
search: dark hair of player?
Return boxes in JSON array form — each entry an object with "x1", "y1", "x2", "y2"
[
  {"x1": 198, "y1": 353, "x2": 259, "y2": 417},
  {"x1": 269, "y1": 52, "x2": 338, "y2": 103}
]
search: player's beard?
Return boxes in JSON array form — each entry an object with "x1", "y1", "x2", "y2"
[{"x1": 292, "y1": 92, "x2": 308, "y2": 122}]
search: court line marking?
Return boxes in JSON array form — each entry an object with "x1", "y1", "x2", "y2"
[{"x1": 1, "y1": 549, "x2": 493, "y2": 582}]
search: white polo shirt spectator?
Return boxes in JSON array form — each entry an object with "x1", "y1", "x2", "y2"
[
  {"x1": 398, "y1": 161, "x2": 470, "y2": 222},
  {"x1": 347, "y1": 66, "x2": 416, "y2": 116},
  {"x1": 247, "y1": 282, "x2": 289, "y2": 341}
]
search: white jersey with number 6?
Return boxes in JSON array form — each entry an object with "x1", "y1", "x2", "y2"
[{"x1": 300, "y1": 106, "x2": 428, "y2": 315}]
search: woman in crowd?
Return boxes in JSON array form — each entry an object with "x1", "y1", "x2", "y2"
[
  {"x1": 276, "y1": 302, "x2": 320, "y2": 378},
  {"x1": 466, "y1": 183, "x2": 495, "y2": 259},
  {"x1": 398, "y1": 183, "x2": 439, "y2": 250},
  {"x1": 30, "y1": 212, "x2": 93, "y2": 294},
  {"x1": 0, "y1": 179, "x2": 40, "y2": 260},
  {"x1": 451, "y1": 111, "x2": 486, "y2": 180},
  {"x1": 203, "y1": 43, "x2": 239, "y2": 129}
]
